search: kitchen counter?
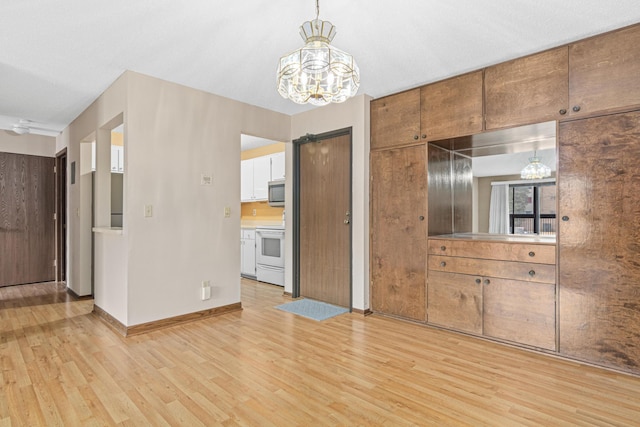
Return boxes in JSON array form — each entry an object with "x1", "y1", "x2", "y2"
[{"x1": 431, "y1": 233, "x2": 556, "y2": 244}]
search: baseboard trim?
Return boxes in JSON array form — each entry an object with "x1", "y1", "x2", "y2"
[
  {"x1": 126, "y1": 302, "x2": 243, "y2": 336},
  {"x1": 352, "y1": 308, "x2": 373, "y2": 316},
  {"x1": 93, "y1": 302, "x2": 243, "y2": 337},
  {"x1": 93, "y1": 304, "x2": 127, "y2": 336},
  {"x1": 66, "y1": 286, "x2": 92, "y2": 300},
  {"x1": 283, "y1": 291, "x2": 292, "y2": 297}
]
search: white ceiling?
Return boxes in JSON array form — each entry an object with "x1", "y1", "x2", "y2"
[{"x1": 1, "y1": 1, "x2": 639, "y2": 136}]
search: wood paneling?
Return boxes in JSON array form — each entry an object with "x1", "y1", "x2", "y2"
[
  {"x1": 299, "y1": 133, "x2": 351, "y2": 307},
  {"x1": 428, "y1": 271, "x2": 482, "y2": 334},
  {"x1": 484, "y1": 277, "x2": 556, "y2": 350},
  {"x1": 429, "y1": 239, "x2": 557, "y2": 264},
  {"x1": 370, "y1": 89, "x2": 421, "y2": 150},
  {"x1": 569, "y1": 24, "x2": 640, "y2": 118},
  {"x1": 0, "y1": 152, "x2": 55, "y2": 287},
  {"x1": 429, "y1": 255, "x2": 556, "y2": 284},
  {"x1": 371, "y1": 145, "x2": 427, "y2": 320},
  {"x1": 558, "y1": 111, "x2": 640, "y2": 374},
  {"x1": 421, "y1": 70, "x2": 484, "y2": 140},
  {"x1": 485, "y1": 47, "x2": 569, "y2": 129}
]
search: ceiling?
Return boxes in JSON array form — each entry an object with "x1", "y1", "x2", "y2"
[{"x1": 1, "y1": 1, "x2": 639, "y2": 137}]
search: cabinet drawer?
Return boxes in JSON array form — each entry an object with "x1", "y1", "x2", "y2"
[
  {"x1": 429, "y1": 255, "x2": 555, "y2": 284},
  {"x1": 484, "y1": 277, "x2": 556, "y2": 351},
  {"x1": 241, "y1": 229, "x2": 255, "y2": 240},
  {"x1": 428, "y1": 271, "x2": 482, "y2": 334},
  {"x1": 428, "y1": 239, "x2": 555, "y2": 264}
]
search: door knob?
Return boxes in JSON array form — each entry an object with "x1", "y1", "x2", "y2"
[{"x1": 344, "y1": 219, "x2": 350, "y2": 224}]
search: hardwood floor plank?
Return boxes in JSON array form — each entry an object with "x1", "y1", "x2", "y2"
[{"x1": 2, "y1": 280, "x2": 640, "y2": 425}]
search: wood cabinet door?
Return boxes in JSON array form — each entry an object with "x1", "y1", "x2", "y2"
[
  {"x1": 485, "y1": 47, "x2": 568, "y2": 130},
  {"x1": 569, "y1": 24, "x2": 640, "y2": 118},
  {"x1": 421, "y1": 71, "x2": 484, "y2": 140},
  {"x1": 558, "y1": 111, "x2": 640, "y2": 374},
  {"x1": 370, "y1": 88, "x2": 421, "y2": 150},
  {"x1": 483, "y1": 277, "x2": 556, "y2": 351},
  {"x1": 371, "y1": 145, "x2": 427, "y2": 320},
  {"x1": 428, "y1": 271, "x2": 482, "y2": 334}
]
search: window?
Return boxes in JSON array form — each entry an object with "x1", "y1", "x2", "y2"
[{"x1": 509, "y1": 182, "x2": 556, "y2": 235}]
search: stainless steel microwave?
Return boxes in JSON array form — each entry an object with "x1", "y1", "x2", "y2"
[{"x1": 268, "y1": 179, "x2": 285, "y2": 207}]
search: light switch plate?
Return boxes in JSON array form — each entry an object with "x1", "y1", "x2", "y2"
[
  {"x1": 224, "y1": 206, "x2": 231, "y2": 218},
  {"x1": 144, "y1": 204, "x2": 153, "y2": 218}
]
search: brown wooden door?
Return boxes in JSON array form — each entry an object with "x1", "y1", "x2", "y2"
[
  {"x1": 370, "y1": 145, "x2": 427, "y2": 321},
  {"x1": 0, "y1": 152, "x2": 55, "y2": 287},
  {"x1": 558, "y1": 111, "x2": 640, "y2": 374},
  {"x1": 299, "y1": 132, "x2": 351, "y2": 307},
  {"x1": 370, "y1": 88, "x2": 422, "y2": 150},
  {"x1": 421, "y1": 70, "x2": 484, "y2": 140},
  {"x1": 485, "y1": 47, "x2": 569, "y2": 130},
  {"x1": 569, "y1": 24, "x2": 640, "y2": 118},
  {"x1": 56, "y1": 150, "x2": 67, "y2": 282}
]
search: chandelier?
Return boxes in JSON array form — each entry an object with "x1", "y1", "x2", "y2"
[
  {"x1": 521, "y1": 152, "x2": 551, "y2": 179},
  {"x1": 276, "y1": 0, "x2": 360, "y2": 106}
]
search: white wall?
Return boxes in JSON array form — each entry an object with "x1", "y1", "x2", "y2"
[
  {"x1": 289, "y1": 94, "x2": 372, "y2": 311},
  {"x1": 123, "y1": 72, "x2": 291, "y2": 326},
  {"x1": 0, "y1": 132, "x2": 56, "y2": 157}
]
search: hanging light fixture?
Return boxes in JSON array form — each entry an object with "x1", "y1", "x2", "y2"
[
  {"x1": 521, "y1": 151, "x2": 551, "y2": 179},
  {"x1": 276, "y1": 0, "x2": 360, "y2": 106}
]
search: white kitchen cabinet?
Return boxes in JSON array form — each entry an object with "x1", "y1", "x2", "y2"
[
  {"x1": 270, "y1": 152, "x2": 285, "y2": 180},
  {"x1": 241, "y1": 156, "x2": 270, "y2": 202},
  {"x1": 241, "y1": 228, "x2": 256, "y2": 278},
  {"x1": 110, "y1": 145, "x2": 124, "y2": 173}
]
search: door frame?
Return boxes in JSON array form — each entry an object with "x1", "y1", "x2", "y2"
[
  {"x1": 292, "y1": 127, "x2": 353, "y2": 308},
  {"x1": 56, "y1": 148, "x2": 67, "y2": 282}
]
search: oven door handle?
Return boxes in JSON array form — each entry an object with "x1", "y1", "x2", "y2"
[{"x1": 257, "y1": 264, "x2": 284, "y2": 271}]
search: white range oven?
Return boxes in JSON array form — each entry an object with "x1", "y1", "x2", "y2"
[{"x1": 255, "y1": 226, "x2": 285, "y2": 286}]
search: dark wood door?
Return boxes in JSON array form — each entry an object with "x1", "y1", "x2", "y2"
[
  {"x1": 370, "y1": 88, "x2": 421, "y2": 150},
  {"x1": 421, "y1": 70, "x2": 484, "y2": 140},
  {"x1": 299, "y1": 132, "x2": 351, "y2": 307},
  {"x1": 0, "y1": 152, "x2": 55, "y2": 287},
  {"x1": 485, "y1": 47, "x2": 569, "y2": 130},
  {"x1": 370, "y1": 145, "x2": 427, "y2": 321},
  {"x1": 558, "y1": 111, "x2": 640, "y2": 374},
  {"x1": 56, "y1": 150, "x2": 67, "y2": 282},
  {"x1": 569, "y1": 24, "x2": 640, "y2": 118}
]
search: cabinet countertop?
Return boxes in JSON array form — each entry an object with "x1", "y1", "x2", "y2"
[{"x1": 430, "y1": 233, "x2": 556, "y2": 244}]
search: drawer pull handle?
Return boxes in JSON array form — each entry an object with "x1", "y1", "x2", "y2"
[
  {"x1": 475, "y1": 278, "x2": 481, "y2": 284},
  {"x1": 440, "y1": 245, "x2": 446, "y2": 251},
  {"x1": 559, "y1": 108, "x2": 567, "y2": 115},
  {"x1": 529, "y1": 270, "x2": 536, "y2": 277},
  {"x1": 440, "y1": 261, "x2": 446, "y2": 267},
  {"x1": 484, "y1": 279, "x2": 490, "y2": 285},
  {"x1": 529, "y1": 251, "x2": 535, "y2": 257},
  {"x1": 572, "y1": 105, "x2": 581, "y2": 112},
  {"x1": 419, "y1": 215, "x2": 425, "y2": 221},
  {"x1": 562, "y1": 216, "x2": 569, "y2": 221}
]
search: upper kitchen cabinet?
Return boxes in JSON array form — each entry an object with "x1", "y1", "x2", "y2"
[
  {"x1": 269, "y1": 151, "x2": 285, "y2": 181},
  {"x1": 241, "y1": 156, "x2": 270, "y2": 202},
  {"x1": 485, "y1": 47, "x2": 569, "y2": 130},
  {"x1": 370, "y1": 88, "x2": 422, "y2": 150},
  {"x1": 569, "y1": 24, "x2": 640, "y2": 118},
  {"x1": 421, "y1": 71, "x2": 484, "y2": 140}
]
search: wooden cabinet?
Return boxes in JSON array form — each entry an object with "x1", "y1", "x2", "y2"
[
  {"x1": 485, "y1": 47, "x2": 569, "y2": 130},
  {"x1": 569, "y1": 24, "x2": 640, "y2": 118},
  {"x1": 370, "y1": 145, "x2": 427, "y2": 321},
  {"x1": 428, "y1": 271, "x2": 482, "y2": 334},
  {"x1": 427, "y1": 238, "x2": 557, "y2": 350},
  {"x1": 421, "y1": 71, "x2": 484, "y2": 140},
  {"x1": 370, "y1": 89, "x2": 422, "y2": 150},
  {"x1": 558, "y1": 111, "x2": 640, "y2": 374}
]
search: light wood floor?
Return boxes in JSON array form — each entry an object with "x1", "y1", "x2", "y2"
[{"x1": 1, "y1": 279, "x2": 640, "y2": 426}]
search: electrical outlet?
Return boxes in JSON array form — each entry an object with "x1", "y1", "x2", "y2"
[
  {"x1": 252, "y1": 208, "x2": 257, "y2": 216},
  {"x1": 224, "y1": 206, "x2": 231, "y2": 218},
  {"x1": 201, "y1": 174, "x2": 212, "y2": 185},
  {"x1": 201, "y1": 280, "x2": 211, "y2": 300}
]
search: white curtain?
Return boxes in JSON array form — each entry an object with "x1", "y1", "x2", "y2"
[{"x1": 489, "y1": 184, "x2": 509, "y2": 234}]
